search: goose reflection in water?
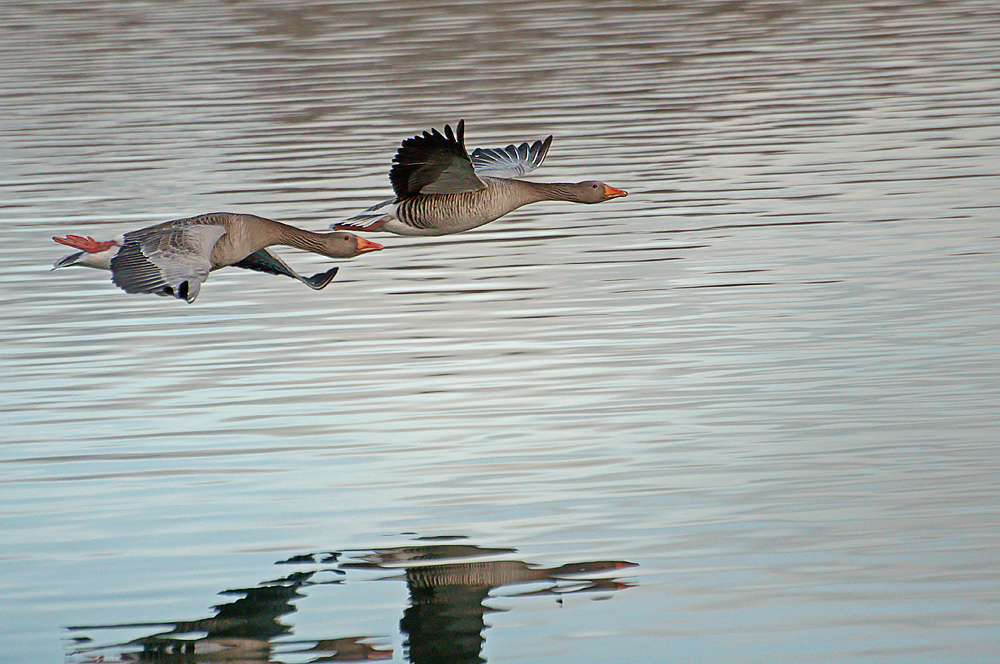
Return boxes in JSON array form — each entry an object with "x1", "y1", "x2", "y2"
[
  {"x1": 66, "y1": 540, "x2": 636, "y2": 663},
  {"x1": 339, "y1": 544, "x2": 636, "y2": 664},
  {"x1": 67, "y1": 564, "x2": 389, "y2": 663}
]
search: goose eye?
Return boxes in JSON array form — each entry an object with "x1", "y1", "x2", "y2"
[
  {"x1": 592, "y1": 183, "x2": 599, "y2": 189},
  {"x1": 343, "y1": 234, "x2": 351, "y2": 241}
]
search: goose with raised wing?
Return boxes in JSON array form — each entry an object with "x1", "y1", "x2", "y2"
[
  {"x1": 53, "y1": 212, "x2": 382, "y2": 303},
  {"x1": 334, "y1": 120, "x2": 627, "y2": 236}
]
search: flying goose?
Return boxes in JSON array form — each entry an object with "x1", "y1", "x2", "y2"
[
  {"x1": 334, "y1": 120, "x2": 627, "y2": 236},
  {"x1": 53, "y1": 212, "x2": 382, "y2": 303}
]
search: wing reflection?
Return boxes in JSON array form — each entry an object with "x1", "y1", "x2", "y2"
[
  {"x1": 67, "y1": 539, "x2": 636, "y2": 663},
  {"x1": 66, "y1": 567, "x2": 389, "y2": 663}
]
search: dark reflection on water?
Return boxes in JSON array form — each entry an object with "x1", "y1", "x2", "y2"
[
  {"x1": 68, "y1": 567, "x2": 385, "y2": 662},
  {"x1": 66, "y1": 540, "x2": 636, "y2": 663},
  {"x1": 4, "y1": 0, "x2": 1000, "y2": 662}
]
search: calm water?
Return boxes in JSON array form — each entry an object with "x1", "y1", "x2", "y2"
[{"x1": 2, "y1": 1, "x2": 999, "y2": 662}]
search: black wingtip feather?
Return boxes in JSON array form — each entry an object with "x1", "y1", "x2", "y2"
[
  {"x1": 389, "y1": 120, "x2": 480, "y2": 199},
  {"x1": 303, "y1": 266, "x2": 339, "y2": 290}
]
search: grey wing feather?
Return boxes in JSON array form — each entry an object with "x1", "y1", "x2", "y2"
[
  {"x1": 110, "y1": 224, "x2": 226, "y2": 303},
  {"x1": 470, "y1": 135, "x2": 553, "y2": 178},
  {"x1": 234, "y1": 248, "x2": 339, "y2": 290}
]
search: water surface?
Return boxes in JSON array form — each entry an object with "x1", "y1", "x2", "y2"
[{"x1": 2, "y1": 1, "x2": 999, "y2": 663}]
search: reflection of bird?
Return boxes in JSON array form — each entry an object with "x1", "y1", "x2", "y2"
[
  {"x1": 66, "y1": 543, "x2": 634, "y2": 664},
  {"x1": 307, "y1": 637, "x2": 393, "y2": 661},
  {"x1": 348, "y1": 544, "x2": 517, "y2": 566},
  {"x1": 66, "y1": 569, "x2": 391, "y2": 662},
  {"x1": 396, "y1": 556, "x2": 636, "y2": 664},
  {"x1": 403, "y1": 559, "x2": 636, "y2": 592},
  {"x1": 334, "y1": 120, "x2": 627, "y2": 236},
  {"x1": 52, "y1": 212, "x2": 382, "y2": 302}
]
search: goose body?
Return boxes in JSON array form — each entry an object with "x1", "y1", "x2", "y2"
[
  {"x1": 334, "y1": 120, "x2": 627, "y2": 236},
  {"x1": 53, "y1": 212, "x2": 381, "y2": 303}
]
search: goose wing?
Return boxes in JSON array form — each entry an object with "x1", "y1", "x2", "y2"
[
  {"x1": 389, "y1": 120, "x2": 487, "y2": 199},
  {"x1": 110, "y1": 223, "x2": 227, "y2": 303},
  {"x1": 470, "y1": 135, "x2": 553, "y2": 179},
  {"x1": 233, "y1": 248, "x2": 340, "y2": 290}
]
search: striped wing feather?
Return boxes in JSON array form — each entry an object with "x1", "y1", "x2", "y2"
[
  {"x1": 110, "y1": 224, "x2": 226, "y2": 302},
  {"x1": 470, "y1": 135, "x2": 553, "y2": 178}
]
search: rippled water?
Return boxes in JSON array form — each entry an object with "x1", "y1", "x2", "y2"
[{"x1": 2, "y1": 1, "x2": 999, "y2": 662}]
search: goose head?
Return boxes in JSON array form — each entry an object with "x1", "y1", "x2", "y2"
[
  {"x1": 322, "y1": 233, "x2": 383, "y2": 258},
  {"x1": 574, "y1": 181, "x2": 628, "y2": 203}
]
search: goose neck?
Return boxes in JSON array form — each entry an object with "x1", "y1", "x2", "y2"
[{"x1": 522, "y1": 180, "x2": 580, "y2": 202}]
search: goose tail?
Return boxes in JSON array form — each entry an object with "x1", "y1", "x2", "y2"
[
  {"x1": 332, "y1": 198, "x2": 394, "y2": 232},
  {"x1": 53, "y1": 251, "x2": 85, "y2": 270}
]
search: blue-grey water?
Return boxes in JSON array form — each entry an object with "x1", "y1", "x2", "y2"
[{"x1": 2, "y1": 1, "x2": 999, "y2": 662}]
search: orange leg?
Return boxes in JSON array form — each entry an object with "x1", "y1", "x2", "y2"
[{"x1": 53, "y1": 235, "x2": 119, "y2": 253}]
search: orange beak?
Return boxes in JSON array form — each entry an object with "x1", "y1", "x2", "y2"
[
  {"x1": 356, "y1": 237, "x2": 384, "y2": 254},
  {"x1": 604, "y1": 185, "x2": 628, "y2": 199}
]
